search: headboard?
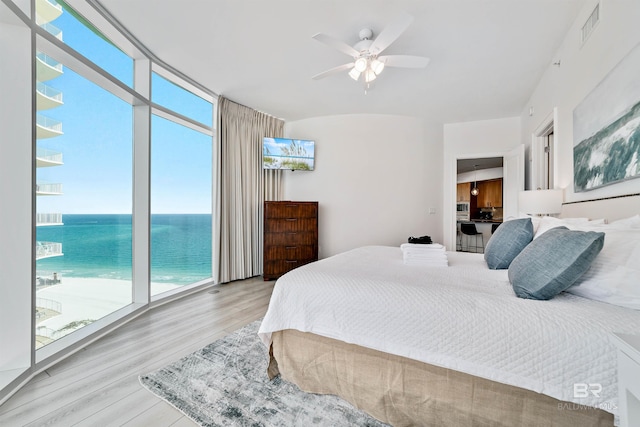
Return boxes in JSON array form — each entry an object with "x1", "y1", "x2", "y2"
[{"x1": 560, "y1": 193, "x2": 640, "y2": 222}]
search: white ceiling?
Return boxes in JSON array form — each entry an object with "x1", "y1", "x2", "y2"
[{"x1": 98, "y1": 0, "x2": 586, "y2": 124}]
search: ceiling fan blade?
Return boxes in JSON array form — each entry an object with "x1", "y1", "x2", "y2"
[
  {"x1": 312, "y1": 33, "x2": 359, "y2": 57},
  {"x1": 378, "y1": 55, "x2": 430, "y2": 68},
  {"x1": 369, "y1": 12, "x2": 414, "y2": 55},
  {"x1": 312, "y1": 62, "x2": 355, "y2": 80}
]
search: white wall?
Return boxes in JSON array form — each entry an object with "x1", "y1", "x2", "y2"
[
  {"x1": 283, "y1": 114, "x2": 443, "y2": 258},
  {"x1": 442, "y1": 117, "x2": 522, "y2": 250},
  {"x1": 521, "y1": 0, "x2": 640, "y2": 202}
]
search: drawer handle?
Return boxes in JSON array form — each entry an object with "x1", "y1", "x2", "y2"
[
  {"x1": 285, "y1": 260, "x2": 298, "y2": 264},
  {"x1": 286, "y1": 232, "x2": 297, "y2": 235},
  {"x1": 285, "y1": 246, "x2": 298, "y2": 250},
  {"x1": 286, "y1": 204, "x2": 299, "y2": 208},
  {"x1": 285, "y1": 218, "x2": 298, "y2": 221}
]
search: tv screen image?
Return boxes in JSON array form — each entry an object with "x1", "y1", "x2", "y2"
[{"x1": 263, "y1": 137, "x2": 315, "y2": 171}]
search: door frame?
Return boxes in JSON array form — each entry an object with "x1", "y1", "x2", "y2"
[
  {"x1": 445, "y1": 147, "x2": 524, "y2": 251},
  {"x1": 531, "y1": 108, "x2": 558, "y2": 190},
  {"x1": 445, "y1": 151, "x2": 506, "y2": 251}
]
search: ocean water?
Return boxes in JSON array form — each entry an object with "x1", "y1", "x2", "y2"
[{"x1": 36, "y1": 214, "x2": 212, "y2": 285}]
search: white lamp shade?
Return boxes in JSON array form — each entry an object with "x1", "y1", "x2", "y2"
[
  {"x1": 364, "y1": 68, "x2": 377, "y2": 83},
  {"x1": 518, "y1": 189, "x2": 564, "y2": 215},
  {"x1": 354, "y1": 57, "x2": 368, "y2": 72},
  {"x1": 370, "y1": 58, "x2": 385, "y2": 75},
  {"x1": 348, "y1": 68, "x2": 361, "y2": 81}
]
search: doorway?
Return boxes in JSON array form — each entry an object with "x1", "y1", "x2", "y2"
[
  {"x1": 449, "y1": 146, "x2": 524, "y2": 253},
  {"x1": 456, "y1": 157, "x2": 503, "y2": 252},
  {"x1": 531, "y1": 109, "x2": 557, "y2": 190}
]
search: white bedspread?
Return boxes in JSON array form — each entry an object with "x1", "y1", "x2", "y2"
[{"x1": 259, "y1": 246, "x2": 640, "y2": 416}]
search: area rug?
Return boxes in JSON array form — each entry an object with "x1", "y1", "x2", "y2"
[{"x1": 139, "y1": 320, "x2": 388, "y2": 426}]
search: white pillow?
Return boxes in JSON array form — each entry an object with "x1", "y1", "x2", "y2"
[
  {"x1": 588, "y1": 218, "x2": 607, "y2": 225},
  {"x1": 609, "y1": 214, "x2": 640, "y2": 228},
  {"x1": 566, "y1": 226, "x2": 640, "y2": 310},
  {"x1": 532, "y1": 216, "x2": 591, "y2": 239}
]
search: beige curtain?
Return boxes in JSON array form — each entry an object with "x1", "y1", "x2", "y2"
[{"x1": 214, "y1": 97, "x2": 284, "y2": 283}]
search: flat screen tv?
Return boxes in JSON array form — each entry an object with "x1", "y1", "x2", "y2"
[{"x1": 263, "y1": 137, "x2": 315, "y2": 171}]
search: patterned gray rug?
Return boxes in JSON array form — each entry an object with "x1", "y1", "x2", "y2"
[{"x1": 139, "y1": 320, "x2": 388, "y2": 426}]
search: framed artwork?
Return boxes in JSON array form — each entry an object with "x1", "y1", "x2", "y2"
[{"x1": 573, "y1": 43, "x2": 640, "y2": 192}]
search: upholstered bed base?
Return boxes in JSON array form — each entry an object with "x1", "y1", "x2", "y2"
[{"x1": 270, "y1": 329, "x2": 613, "y2": 427}]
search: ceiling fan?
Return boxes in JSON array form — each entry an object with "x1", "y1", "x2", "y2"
[{"x1": 311, "y1": 12, "x2": 429, "y2": 88}]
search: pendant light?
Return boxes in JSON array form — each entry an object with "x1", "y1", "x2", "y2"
[{"x1": 471, "y1": 165, "x2": 479, "y2": 196}]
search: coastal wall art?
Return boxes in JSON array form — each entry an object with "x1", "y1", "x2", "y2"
[{"x1": 573, "y1": 43, "x2": 640, "y2": 192}]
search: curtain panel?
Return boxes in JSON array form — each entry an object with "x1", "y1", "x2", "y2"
[{"x1": 214, "y1": 97, "x2": 284, "y2": 283}]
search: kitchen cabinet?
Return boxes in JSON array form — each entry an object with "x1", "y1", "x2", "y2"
[
  {"x1": 456, "y1": 182, "x2": 471, "y2": 202},
  {"x1": 476, "y1": 179, "x2": 502, "y2": 208}
]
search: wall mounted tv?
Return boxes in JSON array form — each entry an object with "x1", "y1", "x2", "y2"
[{"x1": 263, "y1": 137, "x2": 315, "y2": 171}]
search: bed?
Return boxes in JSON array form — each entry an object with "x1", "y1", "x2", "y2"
[{"x1": 258, "y1": 196, "x2": 640, "y2": 426}]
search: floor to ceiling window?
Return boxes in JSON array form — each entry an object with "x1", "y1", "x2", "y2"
[
  {"x1": 34, "y1": 0, "x2": 134, "y2": 349},
  {"x1": 0, "y1": 0, "x2": 216, "y2": 400},
  {"x1": 150, "y1": 73, "x2": 214, "y2": 296},
  {"x1": 35, "y1": 59, "x2": 133, "y2": 348}
]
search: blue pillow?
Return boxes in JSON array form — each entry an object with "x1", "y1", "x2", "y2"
[
  {"x1": 484, "y1": 218, "x2": 533, "y2": 269},
  {"x1": 508, "y1": 226, "x2": 605, "y2": 300}
]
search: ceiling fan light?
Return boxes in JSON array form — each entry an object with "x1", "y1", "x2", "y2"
[
  {"x1": 370, "y1": 58, "x2": 385, "y2": 75},
  {"x1": 348, "y1": 68, "x2": 361, "y2": 81},
  {"x1": 364, "y1": 68, "x2": 377, "y2": 83},
  {"x1": 354, "y1": 57, "x2": 368, "y2": 72}
]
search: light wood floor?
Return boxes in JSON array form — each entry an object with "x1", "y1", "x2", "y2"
[{"x1": 0, "y1": 276, "x2": 274, "y2": 426}]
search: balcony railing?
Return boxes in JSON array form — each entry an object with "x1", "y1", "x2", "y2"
[
  {"x1": 36, "y1": 147, "x2": 63, "y2": 164},
  {"x1": 36, "y1": 242, "x2": 63, "y2": 259},
  {"x1": 36, "y1": 52, "x2": 63, "y2": 72},
  {"x1": 36, "y1": 297, "x2": 62, "y2": 314},
  {"x1": 39, "y1": 22, "x2": 63, "y2": 41},
  {"x1": 36, "y1": 183, "x2": 63, "y2": 195},
  {"x1": 36, "y1": 114, "x2": 63, "y2": 133},
  {"x1": 36, "y1": 213, "x2": 63, "y2": 226},
  {"x1": 36, "y1": 82, "x2": 63, "y2": 103},
  {"x1": 36, "y1": 114, "x2": 63, "y2": 139},
  {"x1": 35, "y1": 325, "x2": 64, "y2": 341}
]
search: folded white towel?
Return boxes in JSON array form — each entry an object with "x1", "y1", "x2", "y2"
[
  {"x1": 403, "y1": 254, "x2": 447, "y2": 260},
  {"x1": 403, "y1": 250, "x2": 446, "y2": 256},
  {"x1": 403, "y1": 259, "x2": 448, "y2": 266},
  {"x1": 401, "y1": 243, "x2": 445, "y2": 251},
  {"x1": 401, "y1": 243, "x2": 448, "y2": 266}
]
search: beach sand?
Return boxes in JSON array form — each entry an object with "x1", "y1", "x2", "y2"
[{"x1": 36, "y1": 277, "x2": 180, "y2": 331}]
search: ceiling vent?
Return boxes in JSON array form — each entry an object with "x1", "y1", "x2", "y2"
[{"x1": 581, "y1": 4, "x2": 600, "y2": 45}]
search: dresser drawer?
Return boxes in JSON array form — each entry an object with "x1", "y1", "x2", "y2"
[
  {"x1": 264, "y1": 259, "x2": 315, "y2": 277},
  {"x1": 264, "y1": 232, "x2": 317, "y2": 246},
  {"x1": 265, "y1": 202, "x2": 317, "y2": 219},
  {"x1": 264, "y1": 245, "x2": 316, "y2": 261},
  {"x1": 265, "y1": 218, "x2": 317, "y2": 233},
  {"x1": 264, "y1": 201, "x2": 318, "y2": 280}
]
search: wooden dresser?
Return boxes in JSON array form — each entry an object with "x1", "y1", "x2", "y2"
[{"x1": 263, "y1": 201, "x2": 318, "y2": 280}]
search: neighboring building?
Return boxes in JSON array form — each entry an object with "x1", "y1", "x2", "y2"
[
  {"x1": 34, "y1": 0, "x2": 65, "y2": 348},
  {"x1": 35, "y1": 0, "x2": 64, "y2": 261}
]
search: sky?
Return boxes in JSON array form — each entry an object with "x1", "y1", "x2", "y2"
[{"x1": 36, "y1": 5, "x2": 213, "y2": 214}]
